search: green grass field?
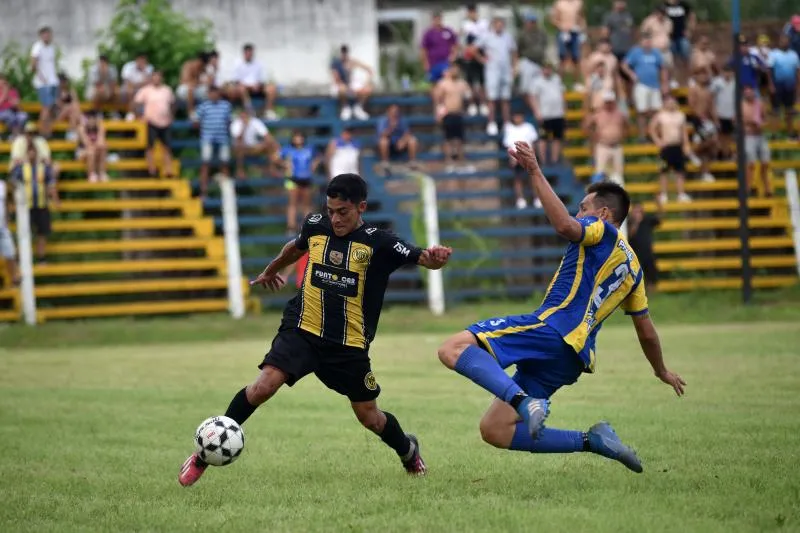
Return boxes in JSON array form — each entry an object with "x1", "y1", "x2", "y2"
[{"x1": 1, "y1": 308, "x2": 799, "y2": 532}]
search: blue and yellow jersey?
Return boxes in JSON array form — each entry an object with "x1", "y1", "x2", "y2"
[
  {"x1": 11, "y1": 162, "x2": 54, "y2": 209},
  {"x1": 534, "y1": 216, "x2": 649, "y2": 371}
]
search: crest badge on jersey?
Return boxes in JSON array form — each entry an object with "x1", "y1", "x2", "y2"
[
  {"x1": 308, "y1": 214, "x2": 322, "y2": 223},
  {"x1": 353, "y1": 248, "x2": 369, "y2": 263},
  {"x1": 329, "y1": 250, "x2": 344, "y2": 266},
  {"x1": 364, "y1": 371, "x2": 378, "y2": 391}
]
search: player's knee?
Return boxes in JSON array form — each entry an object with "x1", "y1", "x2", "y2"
[
  {"x1": 352, "y1": 404, "x2": 383, "y2": 433},
  {"x1": 248, "y1": 367, "x2": 285, "y2": 405},
  {"x1": 437, "y1": 336, "x2": 467, "y2": 369},
  {"x1": 478, "y1": 415, "x2": 506, "y2": 448}
]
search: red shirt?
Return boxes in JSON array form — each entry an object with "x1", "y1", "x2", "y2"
[{"x1": 0, "y1": 88, "x2": 20, "y2": 111}]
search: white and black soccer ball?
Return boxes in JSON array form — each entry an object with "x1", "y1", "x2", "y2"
[{"x1": 194, "y1": 416, "x2": 245, "y2": 466}]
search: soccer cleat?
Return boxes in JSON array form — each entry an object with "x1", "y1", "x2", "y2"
[
  {"x1": 586, "y1": 421, "x2": 643, "y2": 474},
  {"x1": 517, "y1": 397, "x2": 550, "y2": 440},
  {"x1": 401, "y1": 434, "x2": 427, "y2": 476},
  {"x1": 178, "y1": 452, "x2": 208, "y2": 487}
]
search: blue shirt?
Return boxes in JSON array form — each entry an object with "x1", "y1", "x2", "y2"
[
  {"x1": 769, "y1": 49, "x2": 800, "y2": 86},
  {"x1": 624, "y1": 47, "x2": 663, "y2": 89},
  {"x1": 727, "y1": 51, "x2": 765, "y2": 89},
  {"x1": 196, "y1": 99, "x2": 232, "y2": 144},
  {"x1": 533, "y1": 217, "x2": 648, "y2": 371},
  {"x1": 331, "y1": 58, "x2": 348, "y2": 85},
  {"x1": 376, "y1": 116, "x2": 409, "y2": 144},
  {"x1": 281, "y1": 146, "x2": 315, "y2": 179}
]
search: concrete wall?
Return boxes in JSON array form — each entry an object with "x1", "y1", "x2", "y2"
[{"x1": 0, "y1": 0, "x2": 379, "y2": 90}]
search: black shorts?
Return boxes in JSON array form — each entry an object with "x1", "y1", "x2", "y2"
[
  {"x1": 260, "y1": 326, "x2": 380, "y2": 402},
  {"x1": 772, "y1": 84, "x2": 797, "y2": 111},
  {"x1": 29, "y1": 207, "x2": 51, "y2": 237},
  {"x1": 719, "y1": 119, "x2": 734, "y2": 135},
  {"x1": 614, "y1": 51, "x2": 632, "y2": 82},
  {"x1": 460, "y1": 58, "x2": 485, "y2": 87},
  {"x1": 147, "y1": 123, "x2": 172, "y2": 149},
  {"x1": 660, "y1": 144, "x2": 686, "y2": 173},
  {"x1": 442, "y1": 112, "x2": 465, "y2": 140},
  {"x1": 542, "y1": 118, "x2": 566, "y2": 141},
  {"x1": 290, "y1": 177, "x2": 313, "y2": 188},
  {"x1": 389, "y1": 141, "x2": 407, "y2": 158}
]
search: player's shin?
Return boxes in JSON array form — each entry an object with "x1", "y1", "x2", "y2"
[
  {"x1": 224, "y1": 387, "x2": 258, "y2": 425},
  {"x1": 379, "y1": 411, "x2": 413, "y2": 458},
  {"x1": 509, "y1": 423, "x2": 587, "y2": 453},
  {"x1": 453, "y1": 345, "x2": 526, "y2": 404}
]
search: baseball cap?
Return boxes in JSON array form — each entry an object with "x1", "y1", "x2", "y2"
[{"x1": 602, "y1": 91, "x2": 616, "y2": 102}]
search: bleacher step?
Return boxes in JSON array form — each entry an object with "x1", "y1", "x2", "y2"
[
  {"x1": 658, "y1": 255, "x2": 797, "y2": 271},
  {"x1": 42, "y1": 217, "x2": 212, "y2": 236},
  {"x1": 654, "y1": 236, "x2": 794, "y2": 254},
  {"x1": 0, "y1": 310, "x2": 20, "y2": 322},
  {"x1": 57, "y1": 198, "x2": 199, "y2": 213},
  {"x1": 37, "y1": 298, "x2": 230, "y2": 321},
  {"x1": 34, "y1": 258, "x2": 225, "y2": 277},
  {"x1": 643, "y1": 198, "x2": 783, "y2": 212},
  {"x1": 46, "y1": 237, "x2": 222, "y2": 255},
  {"x1": 59, "y1": 179, "x2": 191, "y2": 196},
  {"x1": 657, "y1": 216, "x2": 790, "y2": 232},
  {"x1": 35, "y1": 277, "x2": 236, "y2": 298},
  {"x1": 658, "y1": 275, "x2": 798, "y2": 292}
]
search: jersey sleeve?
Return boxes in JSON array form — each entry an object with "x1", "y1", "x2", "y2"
[
  {"x1": 377, "y1": 231, "x2": 424, "y2": 272},
  {"x1": 294, "y1": 214, "x2": 321, "y2": 251},
  {"x1": 622, "y1": 276, "x2": 649, "y2": 316},
  {"x1": 576, "y1": 216, "x2": 606, "y2": 246}
]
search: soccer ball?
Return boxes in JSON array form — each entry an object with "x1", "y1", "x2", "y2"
[{"x1": 194, "y1": 416, "x2": 245, "y2": 466}]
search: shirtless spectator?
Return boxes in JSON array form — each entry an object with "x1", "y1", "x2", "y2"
[
  {"x1": 135, "y1": 71, "x2": 175, "y2": 177},
  {"x1": 550, "y1": 0, "x2": 586, "y2": 86},
  {"x1": 230, "y1": 110, "x2": 277, "y2": 180},
  {"x1": 530, "y1": 63, "x2": 566, "y2": 164},
  {"x1": 583, "y1": 60, "x2": 609, "y2": 124},
  {"x1": 0, "y1": 75, "x2": 27, "y2": 138},
  {"x1": 585, "y1": 91, "x2": 628, "y2": 185},
  {"x1": 177, "y1": 52, "x2": 209, "y2": 120},
  {"x1": 622, "y1": 33, "x2": 667, "y2": 141},
  {"x1": 330, "y1": 45, "x2": 373, "y2": 121},
  {"x1": 687, "y1": 69, "x2": 718, "y2": 182},
  {"x1": 121, "y1": 53, "x2": 153, "y2": 120},
  {"x1": 641, "y1": 7, "x2": 674, "y2": 83},
  {"x1": 231, "y1": 44, "x2": 278, "y2": 121},
  {"x1": 502, "y1": 112, "x2": 540, "y2": 209},
  {"x1": 649, "y1": 94, "x2": 693, "y2": 204},
  {"x1": 711, "y1": 65, "x2": 736, "y2": 158},
  {"x1": 434, "y1": 65, "x2": 472, "y2": 173},
  {"x1": 77, "y1": 113, "x2": 108, "y2": 183},
  {"x1": 85, "y1": 55, "x2": 119, "y2": 114},
  {"x1": 742, "y1": 86, "x2": 773, "y2": 197},
  {"x1": 460, "y1": 4, "x2": 490, "y2": 116},
  {"x1": 516, "y1": 14, "x2": 547, "y2": 114},
  {"x1": 583, "y1": 38, "x2": 623, "y2": 107},
  {"x1": 690, "y1": 36, "x2": 718, "y2": 80}
]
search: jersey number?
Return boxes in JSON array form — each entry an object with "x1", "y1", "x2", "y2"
[{"x1": 592, "y1": 264, "x2": 629, "y2": 308}]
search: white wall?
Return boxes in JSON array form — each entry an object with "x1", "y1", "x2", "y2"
[{"x1": 0, "y1": 0, "x2": 379, "y2": 90}]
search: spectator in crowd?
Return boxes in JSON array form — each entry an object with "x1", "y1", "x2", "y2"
[
  {"x1": 460, "y1": 3, "x2": 490, "y2": 116},
  {"x1": 421, "y1": 11, "x2": 459, "y2": 85},
  {"x1": 177, "y1": 52, "x2": 210, "y2": 121},
  {"x1": 690, "y1": 35, "x2": 718, "y2": 79},
  {"x1": 121, "y1": 52, "x2": 153, "y2": 120},
  {"x1": 641, "y1": 7, "x2": 674, "y2": 84},
  {"x1": 602, "y1": 1, "x2": 635, "y2": 65},
  {"x1": 377, "y1": 104, "x2": 419, "y2": 172},
  {"x1": 0, "y1": 75, "x2": 28, "y2": 138},
  {"x1": 583, "y1": 59, "x2": 609, "y2": 120},
  {"x1": 85, "y1": 55, "x2": 119, "y2": 114},
  {"x1": 135, "y1": 70, "x2": 175, "y2": 177},
  {"x1": 194, "y1": 85, "x2": 233, "y2": 198},
  {"x1": 768, "y1": 35, "x2": 800, "y2": 138},
  {"x1": 230, "y1": 110, "x2": 276, "y2": 180},
  {"x1": 530, "y1": 63, "x2": 566, "y2": 164},
  {"x1": 77, "y1": 113, "x2": 108, "y2": 183},
  {"x1": 10, "y1": 123, "x2": 52, "y2": 169},
  {"x1": 55, "y1": 74, "x2": 82, "y2": 141},
  {"x1": 0, "y1": 177, "x2": 19, "y2": 286},
  {"x1": 583, "y1": 38, "x2": 623, "y2": 106},
  {"x1": 434, "y1": 65, "x2": 472, "y2": 173},
  {"x1": 502, "y1": 111, "x2": 540, "y2": 209},
  {"x1": 686, "y1": 69, "x2": 719, "y2": 182},
  {"x1": 278, "y1": 132, "x2": 319, "y2": 234},
  {"x1": 585, "y1": 91, "x2": 627, "y2": 185},
  {"x1": 662, "y1": 0, "x2": 695, "y2": 82},
  {"x1": 743, "y1": 86, "x2": 773, "y2": 197},
  {"x1": 649, "y1": 94, "x2": 692, "y2": 204},
  {"x1": 30, "y1": 26, "x2": 59, "y2": 138},
  {"x1": 232, "y1": 44, "x2": 278, "y2": 121},
  {"x1": 205, "y1": 51, "x2": 222, "y2": 88},
  {"x1": 550, "y1": 0, "x2": 586, "y2": 87},
  {"x1": 330, "y1": 45, "x2": 373, "y2": 121},
  {"x1": 11, "y1": 143, "x2": 58, "y2": 263},
  {"x1": 622, "y1": 32, "x2": 667, "y2": 141},
  {"x1": 326, "y1": 127, "x2": 360, "y2": 180},
  {"x1": 728, "y1": 36, "x2": 771, "y2": 93},
  {"x1": 627, "y1": 203, "x2": 660, "y2": 293},
  {"x1": 752, "y1": 35, "x2": 774, "y2": 98},
  {"x1": 479, "y1": 17, "x2": 517, "y2": 137},
  {"x1": 516, "y1": 14, "x2": 547, "y2": 116},
  {"x1": 784, "y1": 14, "x2": 800, "y2": 57},
  {"x1": 711, "y1": 65, "x2": 736, "y2": 159}
]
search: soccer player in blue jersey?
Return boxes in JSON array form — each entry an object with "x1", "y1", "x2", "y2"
[{"x1": 438, "y1": 141, "x2": 686, "y2": 473}]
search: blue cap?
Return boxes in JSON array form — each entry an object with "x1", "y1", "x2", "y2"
[{"x1": 525, "y1": 13, "x2": 538, "y2": 22}]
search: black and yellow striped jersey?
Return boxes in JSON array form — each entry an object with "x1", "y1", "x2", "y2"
[{"x1": 282, "y1": 213, "x2": 423, "y2": 350}]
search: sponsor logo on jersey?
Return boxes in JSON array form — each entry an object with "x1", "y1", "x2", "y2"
[
  {"x1": 308, "y1": 214, "x2": 323, "y2": 223},
  {"x1": 329, "y1": 250, "x2": 344, "y2": 266},
  {"x1": 311, "y1": 263, "x2": 359, "y2": 297},
  {"x1": 365, "y1": 227, "x2": 378, "y2": 235},
  {"x1": 393, "y1": 242, "x2": 411, "y2": 257}
]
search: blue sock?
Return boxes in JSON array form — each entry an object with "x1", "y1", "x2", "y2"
[
  {"x1": 454, "y1": 345, "x2": 524, "y2": 403},
  {"x1": 509, "y1": 422, "x2": 585, "y2": 453}
]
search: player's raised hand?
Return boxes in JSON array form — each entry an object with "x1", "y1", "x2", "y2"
[
  {"x1": 420, "y1": 245, "x2": 452, "y2": 269},
  {"x1": 250, "y1": 270, "x2": 286, "y2": 292},
  {"x1": 510, "y1": 141, "x2": 541, "y2": 174},
  {"x1": 656, "y1": 369, "x2": 687, "y2": 397}
]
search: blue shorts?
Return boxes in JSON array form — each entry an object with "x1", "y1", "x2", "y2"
[
  {"x1": 427, "y1": 61, "x2": 450, "y2": 83},
  {"x1": 467, "y1": 315, "x2": 585, "y2": 399},
  {"x1": 37, "y1": 86, "x2": 58, "y2": 108},
  {"x1": 670, "y1": 37, "x2": 691, "y2": 60},
  {"x1": 557, "y1": 31, "x2": 582, "y2": 62}
]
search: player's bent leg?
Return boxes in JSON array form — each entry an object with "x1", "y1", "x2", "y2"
[
  {"x1": 479, "y1": 399, "x2": 519, "y2": 448},
  {"x1": 350, "y1": 401, "x2": 426, "y2": 476}
]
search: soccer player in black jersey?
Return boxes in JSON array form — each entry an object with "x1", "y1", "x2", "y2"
[{"x1": 180, "y1": 173, "x2": 452, "y2": 485}]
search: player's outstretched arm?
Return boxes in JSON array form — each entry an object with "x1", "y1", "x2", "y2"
[
  {"x1": 631, "y1": 313, "x2": 687, "y2": 396},
  {"x1": 510, "y1": 141, "x2": 583, "y2": 242},
  {"x1": 418, "y1": 245, "x2": 453, "y2": 270},
  {"x1": 249, "y1": 239, "x2": 306, "y2": 291}
]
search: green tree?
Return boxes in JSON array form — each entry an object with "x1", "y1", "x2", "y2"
[
  {"x1": 95, "y1": 0, "x2": 215, "y2": 88},
  {"x1": 0, "y1": 42, "x2": 38, "y2": 100}
]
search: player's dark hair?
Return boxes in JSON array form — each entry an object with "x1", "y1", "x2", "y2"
[
  {"x1": 586, "y1": 182, "x2": 631, "y2": 224},
  {"x1": 327, "y1": 174, "x2": 368, "y2": 204},
  {"x1": 243, "y1": 43, "x2": 254, "y2": 52},
  {"x1": 39, "y1": 26, "x2": 51, "y2": 34}
]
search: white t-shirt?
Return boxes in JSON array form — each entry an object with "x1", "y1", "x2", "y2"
[
  {"x1": 531, "y1": 74, "x2": 566, "y2": 119},
  {"x1": 0, "y1": 180, "x2": 7, "y2": 229},
  {"x1": 121, "y1": 61, "x2": 154, "y2": 85},
  {"x1": 234, "y1": 61, "x2": 266, "y2": 86},
  {"x1": 30, "y1": 40, "x2": 58, "y2": 88},
  {"x1": 230, "y1": 118, "x2": 269, "y2": 146},
  {"x1": 503, "y1": 122, "x2": 539, "y2": 147},
  {"x1": 462, "y1": 18, "x2": 490, "y2": 45},
  {"x1": 329, "y1": 140, "x2": 360, "y2": 178}
]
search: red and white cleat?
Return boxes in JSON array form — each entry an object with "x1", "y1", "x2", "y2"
[
  {"x1": 178, "y1": 453, "x2": 208, "y2": 487},
  {"x1": 401, "y1": 434, "x2": 427, "y2": 477}
]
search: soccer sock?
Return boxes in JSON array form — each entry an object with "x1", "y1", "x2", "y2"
[
  {"x1": 509, "y1": 422, "x2": 585, "y2": 453},
  {"x1": 379, "y1": 411, "x2": 413, "y2": 459},
  {"x1": 224, "y1": 387, "x2": 258, "y2": 426},
  {"x1": 453, "y1": 345, "x2": 525, "y2": 404}
]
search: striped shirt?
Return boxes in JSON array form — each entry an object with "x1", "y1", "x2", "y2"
[{"x1": 197, "y1": 99, "x2": 232, "y2": 144}]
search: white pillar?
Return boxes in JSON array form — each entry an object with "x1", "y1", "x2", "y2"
[
  {"x1": 218, "y1": 175, "x2": 245, "y2": 319},
  {"x1": 14, "y1": 186, "x2": 36, "y2": 325}
]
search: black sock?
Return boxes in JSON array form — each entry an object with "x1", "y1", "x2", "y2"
[
  {"x1": 509, "y1": 391, "x2": 528, "y2": 411},
  {"x1": 582, "y1": 432, "x2": 591, "y2": 451},
  {"x1": 380, "y1": 411, "x2": 412, "y2": 459},
  {"x1": 224, "y1": 387, "x2": 258, "y2": 425}
]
